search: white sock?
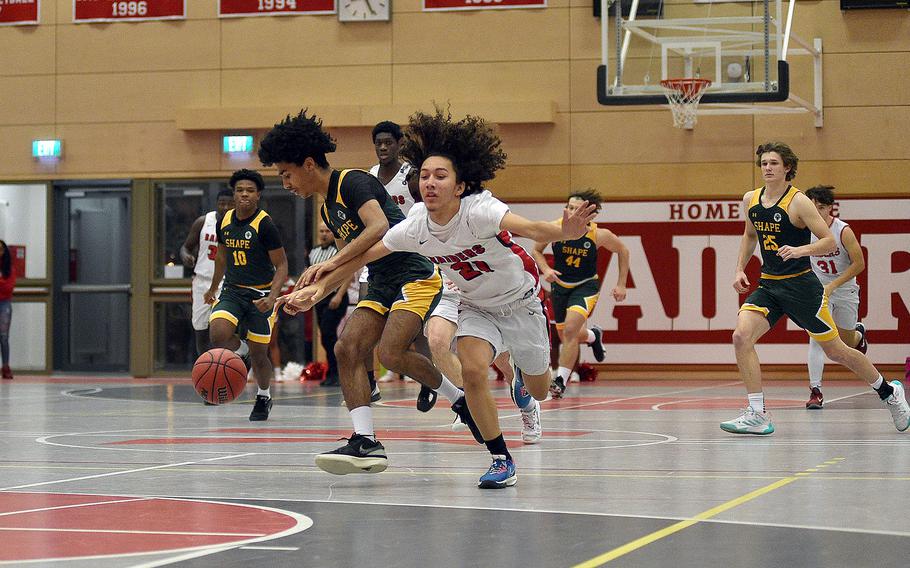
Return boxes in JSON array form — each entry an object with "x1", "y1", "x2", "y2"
[
  {"x1": 436, "y1": 375, "x2": 463, "y2": 404},
  {"x1": 257, "y1": 387, "x2": 270, "y2": 398},
  {"x1": 235, "y1": 339, "x2": 250, "y2": 358},
  {"x1": 871, "y1": 376, "x2": 884, "y2": 390},
  {"x1": 584, "y1": 329, "x2": 596, "y2": 344},
  {"x1": 557, "y1": 366, "x2": 571, "y2": 380},
  {"x1": 350, "y1": 406, "x2": 374, "y2": 439},
  {"x1": 808, "y1": 339, "x2": 825, "y2": 389},
  {"x1": 748, "y1": 392, "x2": 765, "y2": 413}
]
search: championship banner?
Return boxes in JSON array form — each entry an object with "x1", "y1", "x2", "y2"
[
  {"x1": 0, "y1": 0, "x2": 39, "y2": 26},
  {"x1": 73, "y1": 0, "x2": 185, "y2": 23},
  {"x1": 219, "y1": 0, "x2": 335, "y2": 17},
  {"x1": 423, "y1": 0, "x2": 545, "y2": 12},
  {"x1": 510, "y1": 198, "x2": 910, "y2": 365}
]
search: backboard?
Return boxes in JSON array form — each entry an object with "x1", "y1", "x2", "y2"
[{"x1": 596, "y1": 0, "x2": 823, "y2": 128}]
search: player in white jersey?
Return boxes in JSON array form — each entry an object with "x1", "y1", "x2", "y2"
[
  {"x1": 282, "y1": 108, "x2": 596, "y2": 488},
  {"x1": 804, "y1": 185, "x2": 868, "y2": 409},
  {"x1": 180, "y1": 189, "x2": 236, "y2": 356}
]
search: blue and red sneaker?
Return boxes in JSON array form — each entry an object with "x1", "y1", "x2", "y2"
[{"x1": 478, "y1": 455, "x2": 517, "y2": 489}]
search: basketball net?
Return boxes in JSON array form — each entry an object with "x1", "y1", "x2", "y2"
[{"x1": 660, "y1": 78, "x2": 712, "y2": 130}]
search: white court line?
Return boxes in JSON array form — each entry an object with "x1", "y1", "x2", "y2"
[
  {"x1": 499, "y1": 380, "x2": 743, "y2": 420},
  {"x1": 239, "y1": 546, "x2": 300, "y2": 551},
  {"x1": 0, "y1": 453, "x2": 254, "y2": 492},
  {"x1": 0, "y1": 527, "x2": 265, "y2": 536},
  {"x1": 0, "y1": 496, "x2": 148, "y2": 517},
  {"x1": 0, "y1": 497, "x2": 314, "y2": 567}
]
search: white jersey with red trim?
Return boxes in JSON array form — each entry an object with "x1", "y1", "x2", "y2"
[
  {"x1": 810, "y1": 217, "x2": 859, "y2": 297},
  {"x1": 193, "y1": 211, "x2": 220, "y2": 283},
  {"x1": 382, "y1": 190, "x2": 539, "y2": 307},
  {"x1": 369, "y1": 162, "x2": 414, "y2": 216}
]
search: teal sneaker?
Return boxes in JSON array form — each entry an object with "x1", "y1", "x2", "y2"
[
  {"x1": 720, "y1": 407, "x2": 775, "y2": 435},
  {"x1": 510, "y1": 365, "x2": 533, "y2": 409}
]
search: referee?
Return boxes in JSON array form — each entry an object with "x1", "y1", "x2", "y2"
[{"x1": 308, "y1": 222, "x2": 351, "y2": 386}]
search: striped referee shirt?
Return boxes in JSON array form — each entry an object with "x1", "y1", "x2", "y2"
[{"x1": 308, "y1": 244, "x2": 338, "y2": 266}]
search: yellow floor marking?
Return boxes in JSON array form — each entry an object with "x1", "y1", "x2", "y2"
[
  {"x1": 571, "y1": 476, "x2": 801, "y2": 567},
  {"x1": 571, "y1": 458, "x2": 848, "y2": 568}
]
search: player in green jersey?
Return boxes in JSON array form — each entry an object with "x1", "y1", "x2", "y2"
[
  {"x1": 722, "y1": 142, "x2": 908, "y2": 435},
  {"x1": 205, "y1": 169, "x2": 289, "y2": 422},
  {"x1": 532, "y1": 189, "x2": 630, "y2": 398}
]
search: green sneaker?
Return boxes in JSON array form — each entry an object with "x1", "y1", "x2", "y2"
[{"x1": 720, "y1": 407, "x2": 775, "y2": 435}]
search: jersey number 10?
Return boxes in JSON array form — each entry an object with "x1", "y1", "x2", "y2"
[{"x1": 232, "y1": 250, "x2": 248, "y2": 266}]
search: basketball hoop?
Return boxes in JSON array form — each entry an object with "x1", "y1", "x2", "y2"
[{"x1": 660, "y1": 78, "x2": 712, "y2": 129}]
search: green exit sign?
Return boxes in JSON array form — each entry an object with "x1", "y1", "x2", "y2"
[
  {"x1": 32, "y1": 139, "x2": 62, "y2": 158},
  {"x1": 223, "y1": 135, "x2": 254, "y2": 153}
]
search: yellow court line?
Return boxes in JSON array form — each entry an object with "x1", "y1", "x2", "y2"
[{"x1": 571, "y1": 475, "x2": 802, "y2": 567}]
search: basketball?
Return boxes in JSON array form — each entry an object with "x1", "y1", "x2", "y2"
[{"x1": 192, "y1": 348, "x2": 248, "y2": 405}]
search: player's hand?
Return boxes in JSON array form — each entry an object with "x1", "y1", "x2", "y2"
[
  {"x1": 180, "y1": 252, "x2": 196, "y2": 268},
  {"x1": 203, "y1": 289, "x2": 217, "y2": 305},
  {"x1": 301, "y1": 260, "x2": 338, "y2": 286},
  {"x1": 733, "y1": 271, "x2": 750, "y2": 294},
  {"x1": 561, "y1": 201, "x2": 597, "y2": 240},
  {"x1": 541, "y1": 267, "x2": 561, "y2": 283},
  {"x1": 612, "y1": 285, "x2": 627, "y2": 302},
  {"x1": 280, "y1": 285, "x2": 322, "y2": 315},
  {"x1": 776, "y1": 245, "x2": 805, "y2": 261},
  {"x1": 293, "y1": 271, "x2": 308, "y2": 291},
  {"x1": 253, "y1": 296, "x2": 276, "y2": 314},
  {"x1": 823, "y1": 283, "x2": 835, "y2": 298}
]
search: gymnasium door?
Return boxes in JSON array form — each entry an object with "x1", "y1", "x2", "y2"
[{"x1": 53, "y1": 186, "x2": 131, "y2": 372}]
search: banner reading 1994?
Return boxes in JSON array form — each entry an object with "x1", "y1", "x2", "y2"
[
  {"x1": 423, "y1": 0, "x2": 545, "y2": 11},
  {"x1": 73, "y1": 0, "x2": 185, "y2": 23},
  {"x1": 0, "y1": 0, "x2": 39, "y2": 26},
  {"x1": 219, "y1": 0, "x2": 335, "y2": 17}
]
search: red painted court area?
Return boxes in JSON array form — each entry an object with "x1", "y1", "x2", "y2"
[{"x1": 0, "y1": 492, "x2": 300, "y2": 562}]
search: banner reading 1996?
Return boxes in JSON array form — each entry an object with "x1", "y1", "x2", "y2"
[
  {"x1": 423, "y1": 0, "x2": 545, "y2": 11},
  {"x1": 0, "y1": 0, "x2": 39, "y2": 26},
  {"x1": 219, "y1": 0, "x2": 335, "y2": 17},
  {"x1": 73, "y1": 0, "x2": 185, "y2": 23}
]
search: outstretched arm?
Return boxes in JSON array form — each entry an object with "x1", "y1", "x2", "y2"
[
  {"x1": 500, "y1": 201, "x2": 596, "y2": 243},
  {"x1": 279, "y1": 241, "x2": 392, "y2": 314}
]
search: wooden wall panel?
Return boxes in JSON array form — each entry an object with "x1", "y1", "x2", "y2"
[
  {"x1": 56, "y1": 71, "x2": 221, "y2": 124},
  {"x1": 220, "y1": 16, "x2": 391, "y2": 69},
  {"x1": 392, "y1": 8, "x2": 570, "y2": 64},
  {"x1": 0, "y1": 0, "x2": 906, "y2": 196},
  {"x1": 0, "y1": 26, "x2": 56, "y2": 76},
  {"x1": 571, "y1": 163, "x2": 755, "y2": 200},
  {"x1": 571, "y1": 111, "x2": 755, "y2": 165},
  {"x1": 53, "y1": 123, "x2": 223, "y2": 175},
  {"x1": 55, "y1": 21, "x2": 221, "y2": 73},
  {"x1": 0, "y1": 76, "x2": 56, "y2": 126},
  {"x1": 754, "y1": 107, "x2": 910, "y2": 161},
  {"x1": 390, "y1": 61, "x2": 569, "y2": 110},
  {"x1": 221, "y1": 66, "x2": 391, "y2": 106},
  {"x1": 0, "y1": 125, "x2": 61, "y2": 178}
]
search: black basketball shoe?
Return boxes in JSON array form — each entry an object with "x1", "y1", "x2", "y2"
[
  {"x1": 315, "y1": 434, "x2": 388, "y2": 475},
  {"x1": 249, "y1": 395, "x2": 272, "y2": 421}
]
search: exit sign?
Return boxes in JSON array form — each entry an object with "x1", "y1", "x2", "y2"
[
  {"x1": 223, "y1": 135, "x2": 254, "y2": 153},
  {"x1": 32, "y1": 140, "x2": 62, "y2": 158}
]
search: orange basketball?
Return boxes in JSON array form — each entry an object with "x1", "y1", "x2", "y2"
[{"x1": 192, "y1": 348, "x2": 248, "y2": 404}]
